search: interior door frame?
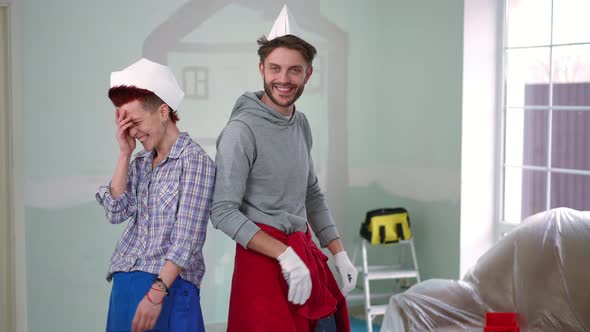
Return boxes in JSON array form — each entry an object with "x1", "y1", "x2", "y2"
[{"x1": 0, "y1": 1, "x2": 26, "y2": 331}]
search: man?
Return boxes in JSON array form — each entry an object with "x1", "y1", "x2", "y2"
[{"x1": 210, "y1": 5, "x2": 357, "y2": 332}]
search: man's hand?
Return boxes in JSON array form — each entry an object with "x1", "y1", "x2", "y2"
[
  {"x1": 276, "y1": 246, "x2": 312, "y2": 305},
  {"x1": 131, "y1": 290, "x2": 163, "y2": 332},
  {"x1": 334, "y1": 251, "x2": 358, "y2": 295}
]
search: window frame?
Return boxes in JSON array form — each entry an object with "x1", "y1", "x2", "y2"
[{"x1": 498, "y1": 0, "x2": 590, "y2": 236}]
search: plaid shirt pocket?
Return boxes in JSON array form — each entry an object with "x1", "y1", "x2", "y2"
[{"x1": 157, "y1": 182, "x2": 180, "y2": 211}]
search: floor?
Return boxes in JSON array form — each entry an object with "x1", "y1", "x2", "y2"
[
  {"x1": 350, "y1": 317, "x2": 381, "y2": 332},
  {"x1": 206, "y1": 315, "x2": 381, "y2": 332},
  {"x1": 205, "y1": 304, "x2": 382, "y2": 332},
  {"x1": 316, "y1": 304, "x2": 383, "y2": 332}
]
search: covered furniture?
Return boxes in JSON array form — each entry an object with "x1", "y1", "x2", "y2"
[{"x1": 381, "y1": 208, "x2": 590, "y2": 332}]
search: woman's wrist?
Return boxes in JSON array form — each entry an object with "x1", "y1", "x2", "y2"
[
  {"x1": 118, "y1": 153, "x2": 132, "y2": 162},
  {"x1": 153, "y1": 277, "x2": 170, "y2": 295},
  {"x1": 146, "y1": 287, "x2": 166, "y2": 303}
]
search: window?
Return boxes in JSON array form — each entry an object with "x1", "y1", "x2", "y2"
[
  {"x1": 183, "y1": 66, "x2": 209, "y2": 100},
  {"x1": 502, "y1": 0, "x2": 590, "y2": 224}
]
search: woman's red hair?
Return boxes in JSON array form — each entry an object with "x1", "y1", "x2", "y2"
[{"x1": 108, "y1": 85, "x2": 179, "y2": 123}]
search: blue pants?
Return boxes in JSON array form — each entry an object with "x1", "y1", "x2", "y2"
[{"x1": 106, "y1": 271, "x2": 205, "y2": 332}]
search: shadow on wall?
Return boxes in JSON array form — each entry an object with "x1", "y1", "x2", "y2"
[
  {"x1": 140, "y1": 0, "x2": 352, "y2": 325},
  {"x1": 142, "y1": 0, "x2": 350, "y2": 229},
  {"x1": 24, "y1": 1, "x2": 357, "y2": 329}
]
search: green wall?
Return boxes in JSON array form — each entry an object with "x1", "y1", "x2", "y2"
[
  {"x1": 322, "y1": 0, "x2": 464, "y2": 280},
  {"x1": 373, "y1": 0, "x2": 464, "y2": 280},
  {"x1": 21, "y1": 0, "x2": 464, "y2": 330}
]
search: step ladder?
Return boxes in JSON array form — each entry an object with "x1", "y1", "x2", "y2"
[{"x1": 354, "y1": 238, "x2": 421, "y2": 332}]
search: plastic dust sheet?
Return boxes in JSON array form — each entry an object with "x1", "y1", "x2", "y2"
[{"x1": 381, "y1": 208, "x2": 590, "y2": 332}]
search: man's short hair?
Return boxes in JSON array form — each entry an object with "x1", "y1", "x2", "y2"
[
  {"x1": 257, "y1": 35, "x2": 317, "y2": 66},
  {"x1": 108, "y1": 86, "x2": 180, "y2": 123}
]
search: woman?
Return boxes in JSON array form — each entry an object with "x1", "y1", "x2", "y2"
[{"x1": 96, "y1": 58, "x2": 214, "y2": 332}]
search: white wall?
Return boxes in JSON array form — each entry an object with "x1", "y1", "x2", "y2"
[{"x1": 460, "y1": 0, "x2": 503, "y2": 277}]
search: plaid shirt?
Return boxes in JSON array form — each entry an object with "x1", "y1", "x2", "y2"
[{"x1": 96, "y1": 132, "x2": 215, "y2": 288}]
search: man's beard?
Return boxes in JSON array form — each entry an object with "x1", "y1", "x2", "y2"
[{"x1": 263, "y1": 79, "x2": 305, "y2": 108}]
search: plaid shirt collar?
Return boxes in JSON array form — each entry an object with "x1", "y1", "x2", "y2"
[{"x1": 135, "y1": 132, "x2": 191, "y2": 162}]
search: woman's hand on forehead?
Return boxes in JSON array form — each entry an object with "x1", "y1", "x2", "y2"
[{"x1": 115, "y1": 107, "x2": 129, "y2": 124}]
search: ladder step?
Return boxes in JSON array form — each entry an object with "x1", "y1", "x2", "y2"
[
  {"x1": 365, "y1": 269, "x2": 418, "y2": 281},
  {"x1": 356, "y1": 264, "x2": 403, "y2": 272},
  {"x1": 368, "y1": 304, "x2": 388, "y2": 317},
  {"x1": 346, "y1": 291, "x2": 395, "y2": 303}
]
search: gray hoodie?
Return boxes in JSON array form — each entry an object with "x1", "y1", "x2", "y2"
[{"x1": 210, "y1": 91, "x2": 340, "y2": 248}]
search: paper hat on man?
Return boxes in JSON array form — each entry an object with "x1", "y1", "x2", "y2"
[
  {"x1": 110, "y1": 58, "x2": 185, "y2": 111},
  {"x1": 267, "y1": 4, "x2": 303, "y2": 41}
]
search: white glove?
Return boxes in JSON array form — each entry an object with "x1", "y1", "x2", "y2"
[
  {"x1": 276, "y1": 246, "x2": 312, "y2": 305},
  {"x1": 334, "y1": 251, "x2": 358, "y2": 296}
]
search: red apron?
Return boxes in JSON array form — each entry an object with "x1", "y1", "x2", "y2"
[{"x1": 227, "y1": 223, "x2": 351, "y2": 332}]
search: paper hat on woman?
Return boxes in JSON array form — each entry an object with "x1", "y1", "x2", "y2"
[
  {"x1": 110, "y1": 58, "x2": 185, "y2": 111},
  {"x1": 267, "y1": 4, "x2": 304, "y2": 41}
]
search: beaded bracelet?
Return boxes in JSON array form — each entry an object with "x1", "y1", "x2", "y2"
[{"x1": 153, "y1": 278, "x2": 169, "y2": 296}]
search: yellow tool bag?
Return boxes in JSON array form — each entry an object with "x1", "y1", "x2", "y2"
[{"x1": 359, "y1": 208, "x2": 412, "y2": 244}]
